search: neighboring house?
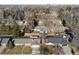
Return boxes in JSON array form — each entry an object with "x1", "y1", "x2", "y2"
[
  {"x1": 16, "y1": 20, "x2": 23, "y2": 26},
  {"x1": 46, "y1": 36, "x2": 68, "y2": 46},
  {"x1": 16, "y1": 20, "x2": 27, "y2": 32},
  {"x1": 50, "y1": 25, "x2": 66, "y2": 33},
  {"x1": 38, "y1": 20, "x2": 44, "y2": 25},
  {"x1": 34, "y1": 25, "x2": 48, "y2": 33},
  {"x1": 1, "y1": 18, "x2": 14, "y2": 25},
  {"x1": 35, "y1": 19, "x2": 66, "y2": 36},
  {"x1": 48, "y1": 19, "x2": 67, "y2": 36},
  {"x1": 16, "y1": 20, "x2": 27, "y2": 26}
]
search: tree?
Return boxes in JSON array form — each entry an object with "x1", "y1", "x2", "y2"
[
  {"x1": 62, "y1": 20, "x2": 66, "y2": 26},
  {"x1": 3, "y1": 9, "x2": 12, "y2": 19},
  {"x1": 0, "y1": 24, "x2": 6, "y2": 35},
  {"x1": 33, "y1": 19, "x2": 38, "y2": 27},
  {"x1": 11, "y1": 22, "x2": 20, "y2": 37},
  {"x1": 66, "y1": 7, "x2": 72, "y2": 12},
  {"x1": 6, "y1": 38, "x2": 15, "y2": 49},
  {"x1": 0, "y1": 22, "x2": 20, "y2": 37},
  {"x1": 26, "y1": 17, "x2": 34, "y2": 32},
  {"x1": 13, "y1": 10, "x2": 25, "y2": 20},
  {"x1": 58, "y1": 8, "x2": 65, "y2": 21},
  {"x1": 75, "y1": 18, "x2": 78, "y2": 25},
  {"x1": 71, "y1": 48, "x2": 75, "y2": 55},
  {"x1": 41, "y1": 8, "x2": 50, "y2": 14}
]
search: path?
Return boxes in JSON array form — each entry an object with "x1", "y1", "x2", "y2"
[{"x1": 62, "y1": 45, "x2": 72, "y2": 55}]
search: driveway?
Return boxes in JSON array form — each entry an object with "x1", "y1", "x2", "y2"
[
  {"x1": 62, "y1": 45, "x2": 72, "y2": 55},
  {"x1": 0, "y1": 46, "x2": 6, "y2": 53}
]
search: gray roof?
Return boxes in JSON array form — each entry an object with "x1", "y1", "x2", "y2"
[
  {"x1": 47, "y1": 36, "x2": 68, "y2": 46},
  {"x1": 34, "y1": 25, "x2": 48, "y2": 33},
  {"x1": 0, "y1": 38, "x2": 40, "y2": 45},
  {"x1": 0, "y1": 38, "x2": 9, "y2": 44},
  {"x1": 14, "y1": 38, "x2": 40, "y2": 45}
]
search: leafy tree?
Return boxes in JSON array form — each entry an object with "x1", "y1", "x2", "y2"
[
  {"x1": 41, "y1": 8, "x2": 50, "y2": 14},
  {"x1": 13, "y1": 10, "x2": 25, "y2": 20},
  {"x1": 0, "y1": 24, "x2": 6, "y2": 35},
  {"x1": 33, "y1": 19, "x2": 38, "y2": 27},
  {"x1": 6, "y1": 38, "x2": 15, "y2": 49},
  {"x1": 0, "y1": 21, "x2": 20, "y2": 37},
  {"x1": 11, "y1": 22, "x2": 20, "y2": 37},
  {"x1": 58, "y1": 8, "x2": 65, "y2": 21},
  {"x1": 66, "y1": 7, "x2": 72, "y2": 12},
  {"x1": 75, "y1": 18, "x2": 78, "y2": 25},
  {"x1": 26, "y1": 17, "x2": 34, "y2": 32},
  {"x1": 3, "y1": 9, "x2": 12, "y2": 19},
  {"x1": 62, "y1": 20, "x2": 66, "y2": 26}
]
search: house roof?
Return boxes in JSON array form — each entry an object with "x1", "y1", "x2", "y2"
[
  {"x1": 47, "y1": 36, "x2": 67, "y2": 46},
  {"x1": 34, "y1": 25, "x2": 48, "y2": 33}
]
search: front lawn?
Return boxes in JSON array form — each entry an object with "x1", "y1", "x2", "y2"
[{"x1": 1, "y1": 45, "x2": 32, "y2": 54}]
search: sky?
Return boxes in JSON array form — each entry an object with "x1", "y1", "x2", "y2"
[{"x1": 0, "y1": 0, "x2": 79, "y2": 5}]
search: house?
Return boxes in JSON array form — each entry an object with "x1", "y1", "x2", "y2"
[
  {"x1": 16, "y1": 20, "x2": 27, "y2": 32},
  {"x1": 47, "y1": 19, "x2": 67, "y2": 36},
  {"x1": 34, "y1": 25, "x2": 48, "y2": 33},
  {"x1": 46, "y1": 36, "x2": 68, "y2": 46},
  {"x1": 1, "y1": 18, "x2": 14, "y2": 25}
]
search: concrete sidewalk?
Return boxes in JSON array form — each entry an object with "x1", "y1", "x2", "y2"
[
  {"x1": 0, "y1": 46, "x2": 6, "y2": 53},
  {"x1": 31, "y1": 45, "x2": 40, "y2": 55},
  {"x1": 62, "y1": 45, "x2": 72, "y2": 55}
]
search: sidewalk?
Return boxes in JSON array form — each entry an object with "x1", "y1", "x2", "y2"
[
  {"x1": 31, "y1": 45, "x2": 40, "y2": 55},
  {"x1": 0, "y1": 46, "x2": 6, "y2": 53},
  {"x1": 62, "y1": 45, "x2": 72, "y2": 55}
]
